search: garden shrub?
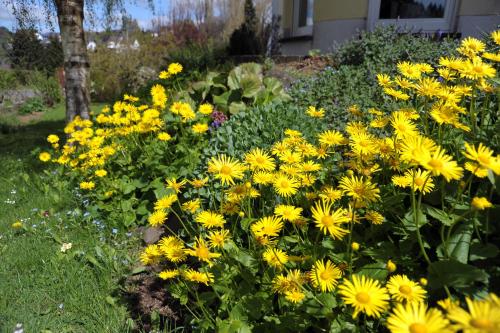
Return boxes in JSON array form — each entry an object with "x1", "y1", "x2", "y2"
[
  {"x1": 18, "y1": 97, "x2": 46, "y2": 114},
  {"x1": 133, "y1": 33, "x2": 500, "y2": 331}
]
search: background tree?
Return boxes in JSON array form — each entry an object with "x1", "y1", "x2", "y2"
[{"x1": 228, "y1": 0, "x2": 261, "y2": 55}]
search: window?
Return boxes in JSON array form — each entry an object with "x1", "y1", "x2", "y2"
[
  {"x1": 368, "y1": 0, "x2": 458, "y2": 32},
  {"x1": 293, "y1": 0, "x2": 314, "y2": 36}
]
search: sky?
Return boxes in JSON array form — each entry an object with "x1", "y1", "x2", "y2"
[{"x1": 0, "y1": 0, "x2": 171, "y2": 32}]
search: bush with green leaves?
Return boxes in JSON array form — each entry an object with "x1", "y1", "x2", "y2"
[{"x1": 18, "y1": 97, "x2": 47, "y2": 114}]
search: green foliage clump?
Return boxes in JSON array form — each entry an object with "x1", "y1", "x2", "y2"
[
  {"x1": 18, "y1": 97, "x2": 46, "y2": 114},
  {"x1": 228, "y1": 0, "x2": 261, "y2": 55}
]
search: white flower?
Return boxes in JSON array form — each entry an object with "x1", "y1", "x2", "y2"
[{"x1": 60, "y1": 243, "x2": 72, "y2": 253}]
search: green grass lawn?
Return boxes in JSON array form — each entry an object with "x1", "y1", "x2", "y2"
[{"x1": 0, "y1": 103, "x2": 139, "y2": 332}]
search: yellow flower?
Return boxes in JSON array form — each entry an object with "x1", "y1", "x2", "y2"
[
  {"x1": 159, "y1": 269, "x2": 180, "y2": 280},
  {"x1": 274, "y1": 204, "x2": 303, "y2": 222},
  {"x1": 491, "y1": 30, "x2": 500, "y2": 45},
  {"x1": 181, "y1": 199, "x2": 201, "y2": 213},
  {"x1": 447, "y1": 297, "x2": 500, "y2": 333},
  {"x1": 208, "y1": 154, "x2": 245, "y2": 186},
  {"x1": 253, "y1": 171, "x2": 274, "y2": 185},
  {"x1": 158, "y1": 132, "x2": 171, "y2": 141},
  {"x1": 251, "y1": 216, "x2": 284, "y2": 238},
  {"x1": 471, "y1": 197, "x2": 492, "y2": 210},
  {"x1": 420, "y1": 147, "x2": 463, "y2": 182},
  {"x1": 189, "y1": 177, "x2": 209, "y2": 188},
  {"x1": 139, "y1": 244, "x2": 161, "y2": 265},
  {"x1": 339, "y1": 175, "x2": 380, "y2": 203},
  {"x1": 273, "y1": 173, "x2": 300, "y2": 198},
  {"x1": 319, "y1": 186, "x2": 343, "y2": 202},
  {"x1": 192, "y1": 123, "x2": 209, "y2": 134},
  {"x1": 365, "y1": 210, "x2": 384, "y2": 225},
  {"x1": 47, "y1": 134, "x2": 59, "y2": 144},
  {"x1": 79, "y1": 181, "x2": 95, "y2": 190},
  {"x1": 207, "y1": 229, "x2": 230, "y2": 248},
  {"x1": 168, "y1": 62, "x2": 183, "y2": 75},
  {"x1": 245, "y1": 148, "x2": 276, "y2": 171},
  {"x1": 158, "y1": 236, "x2": 186, "y2": 263},
  {"x1": 94, "y1": 169, "x2": 107, "y2": 177},
  {"x1": 377, "y1": 73, "x2": 392, "y2": 87},
  {"x1": 338, "y1": 274, "x2": 390, "y2": 318},
  {"x1": 391, "y1": 111, "x2": 418, "y2": 139},
  {"x1": 310, "y1": 259, "x2": 342, "y2": 292},
  {"x1": 148, "y1": 209, "x2": 167, "y2": 226},
  {"x1": 387, "y1": 274, "x2": 427, "y2": 304},
  {"x1": 397, "y1": 61, "x2": 422, "y2": 79},
  {"x1": 39, "y1": 152, "x2": 51, "y2": 162},
  {"x1": 195, "y1": 210, "x2": 226, "y2": 228},
  {"x1": 311, "y1": 199, "x2": 349, "y2": 239},
  {"x1": 318, "y1": 130, "x2": 344, "y2": 147},
  {"x1": 166, "y1": 178, "x2": 187, "y2": 193},
  {"x1": 387, "y1": 302, "x2": 452, "y2": 333},
  {"x1": 185, "y1": 237, "x2": 221, "y2": 264},
  {"x1": 387, "y1": 259, "x2": 397, "y2": 273},
  {"x1": 384, "y1": 87, "x2": 410, "y2": 100},
  {"x1": 404, "y1": 169, "x2": 435, "y2": 194},
  {"x1": 263, "y1": 247, "x2": 288, "y2": 269},
  {"x1": 464, "y1": 142, "x2": 495, "y2": 170},
  {"x1": 351, "y1": 242, "x2": 360, "y2": 251},
  {"x1": 184, "y1": 269, "x2": 214, "y2": 285},
  {"x1": 158, "y1": 71, "x2": 170, "y2": 79},
  {"x1": 199, "y1": 103, "x2": 213, "y2": 115},
  {"x1": 458, "y1": 37, "x2": 486, "y2": 57},
  {"x1": 11, "y1": 221, "x2": 23, "y2": 229},
  {"x1": 285, "y1": 290, "x2": 305, "y2": 303},
  {"x1": 154, "y1": 194, "x2": 178, "y2": 210},
  {"x1": 151, "y1": 84, "x2": 167, "y2": 109},
  {"x1": 306, "y1": 106, "x2": 325, "y2": 118}
]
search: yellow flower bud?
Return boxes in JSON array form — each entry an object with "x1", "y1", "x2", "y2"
[
  {"x1": 419, "y1": 278, "x2": 428, "y2": 286},
  {"x1": 238, "y1": 212, "x2": 245, "y2": 217},
  {"x1": 351, "y1": 242, "x2": 360, "y2": 251},
  {"x1": 387, "y1": 259, "x2": 397, "y2": 273}
]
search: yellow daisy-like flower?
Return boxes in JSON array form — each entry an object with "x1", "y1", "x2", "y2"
[
  {"x1": 199, "y1": 103, "x2": 213, "y2": 115},
  {"x1": 47, "y1": 134, "x2": 59, "y2": 144},
  {"x1": 39, "y1": 152, "x2": 51, "y2": 162},
  {"x1": 166, "y1": 178, "x2": 187, "y2": 193},
  {"x1": 458, "y1": 37, "x2": 486, "y2": 57},
  {"x1": 464, "y1": 142, "x2": 495, "y2": 170},
  {"x1": 384, "y1": 87, "x2": 410, "y2": 101},
  {"x1": 387, "y1": 302, "x2": 452, "y2": 333},
  {"x1": 184, "y1": 269, "x2": 214, "y2": 285},
  {"x1": 195, "y1": 210, "x2": 226, "y2": 228},
  {"x1": 263, "y1": 247, "x2": 288, "y2": 269},
  {"x1": 207, "y1": 229, "x2": 230, "y2": 248},
  {"x1": 365, "y1": 210, "x2": 384, "y2": 225},
  {"x1": 447, "y1": 297, "x2": 500, "y2": 333},
  {"x1": 338, "y1": 274, "x2": 390, "y2": 318},
  {"x1": 285, "y1": 290, "x2": 306, "y2": 303},
  {"x1": 274, "y1": 204, "x2": 303, "y2": 222},
  {"x1": 310, "y1": 259, "x2": 342, "y2": 292},
  {"x1": 79, "y1": 181, "x2": 95, "y2": 190},
  {"x1": 319, "y1": 186, "x2": 343, "y2": 202},
  {"x1": 154, "y1": 194, "x2": 178, "y2": 211},
  {"x1": 252, "y1": 171, "x2": 274, "y2": 185},
  {"x1": 139, "y1": 244, "x2": 161, "y2": 265},
  {"x1": 251, "y1": 216, "x2": 284, "y2": 238},
  {"x1": 158, "y1": 132, "x2": 171, "y2": 141},
  {"x1": 159, "y1": 269, "x2": 180, "y2": 280},
  {"x1": 399, "y1": 135, "x2": 437, "y2": 165},
  {"x1": 189, "y1": 177, "x2": 209, "y2": 188},
  {"x1": 386, "y1": 274, "x2": 427, "y2": 304},
  {"x1": 192, "y1": 123, "x2": 209, "y2": 134},
  {"x1": 151, "y1": 84, "x2": 167, "y2": 109},
  {"x1": 185, "y1": 237, "x2": 221, "y2": 264},
  {"x1": 245, "y1": 148, "x2": 276, "y2": 171},
  {"x1": 419, "y1": 147, "x2": 463, "y2": 182},
  {"x1": 397, "y1": 61, "x2": 422, "y2": 79},
  {"x1": 168, "y1": 62, "x2": 183, "y2": 75},
  {"x1": 148, "y1": 209, "x2": 167, "y2": 226},
  {"x1": 391, "y1": 111, "x2": 418, "y2": 139},
  {"x1": 471, "y1": 197, "x2": 493, "y2": 210},
  {"x1": 273, "y1": 173, "x2": 300, "y2": 198},
  {"x1": 338, "y1": 175, "x2": 381, "y2": 203},
  {"x1": 491, "y1": 30, "x2": 500, "y2": 45},
  {"x1": 318, "y1": 130, "x2": 345, "y2": 147},
  {"x1": 94, "y1": 169, "x2": 107, "y2": 177},
  {"x1": 311, "y1": 199, "x2": 349, "y2": 239},
  {"x1": 181, "y1": 198, "x2": 201, "y2": 213},
  {"x1": 306, "y1": 106, "x2": 325, "y2": 118},
  {"x1": 404, "y1": 169, "x2": 435, "y2": 194},
  {"x1": 377, "y1": 73, "x2": 392, "y2": 87},
  {"x1": 208, "y1": 154, "x2": 245, "y2": 186}
]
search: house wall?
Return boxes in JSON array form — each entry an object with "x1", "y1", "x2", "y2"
[{"x1": 277, "y1": 0, "x2": 500, "y2": 55}]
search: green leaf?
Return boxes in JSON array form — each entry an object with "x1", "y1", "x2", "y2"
[
  {"x1": 240, "y1": 74, "x2": 262, "y2": 98},
  {"x1": 423, "y1": 205, "x2": 457, "y2": 226},
  {"x1": 428, "y1": 259, "x2": 489, "y2": 290},
  {"x1": 401, "y1": 208, "x2": 427, "y2": 231},
  {"x1": 356, "y1": 262, "x2": 388, "y2": 281},
  {"x1": 469, "y1": 243, "x2": 499, "y2": 261},
  {"x1": 229, "y1": 101, "x2": 246, "y2": 115},
  {"x1": 445, "y1": 223, "x2": 473, "y2": 264}
]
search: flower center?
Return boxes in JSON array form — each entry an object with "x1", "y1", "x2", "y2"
[
  {"x1": 414, "y1": 178, "x2": 425, "y2": 187},
  {"x1": 427, "y1": 159, "x2": 443, "y2": 170},
  {"x1": 197, "y1": 246, "x2": 209, "y2": 259},
  {"x1": 399, "y1": 285, "x2": 412, "y2": 295},
  {"x1": 220, "y1": 165, "x2": 232, "y2": 175},
  {"x1": 320, "y1": 270, "x2": 332, "y2": 280},
  {"x1": 470, "y1": 318, "x2": 493, "y2": 329},
  {"x1": 409, "y1": 323, "x2": 428, "y2": 333},
  {"x1": 355, "y1": 292, "x2": 370, "y2": 304},
  {"x1": 477, "y1": 154, "x2": 491, "y2": 166},
  {"x1": 321, "y1": 215, "x2": 334, "y2": 226},
  {"x1": 280, "y1": 180, "x2": 290, "y2": 188},
  {"x1": 256, "y1": 157, "x2": 265, "y2": 164}
]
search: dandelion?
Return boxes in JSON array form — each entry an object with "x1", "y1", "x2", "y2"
[
  {"x1": 310, "y1": 259, "x2": 342, "y2": 292},
  {"x1": 166, "y1": 178, "x2": 187, "y2": 193},
  {"x1": 11, "y1": 221, "x2": 23, "y2": 229},
  {"x1": 365, "y1": 210, "x2": 384, "y2": 225},
  {"x1": 338, "y1": 274, "x2": 390, "y2": 318},
  {"x1": 47, "y1": 134, "x2": 59, "y2": 144},
  {"x1": 387, "y1": 259, "x2": 397, "y2": 272}
]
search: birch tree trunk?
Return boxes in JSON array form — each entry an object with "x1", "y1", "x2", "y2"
[{"x1": 55, "y1": 0, "x2": 90, "y2": 122}]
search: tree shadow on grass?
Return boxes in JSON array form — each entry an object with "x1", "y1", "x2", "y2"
[{"x1": 0, "y1": 118, "x2": 66, "y2": 171}]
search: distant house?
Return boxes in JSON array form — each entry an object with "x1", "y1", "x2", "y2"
[{"x1": 273, "y1": 0, "x2": 500, "y2": 55}]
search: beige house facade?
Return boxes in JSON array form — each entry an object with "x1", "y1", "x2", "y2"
[{"x1": 273, "y1": 0, "x2": 500, "y2": 55}]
